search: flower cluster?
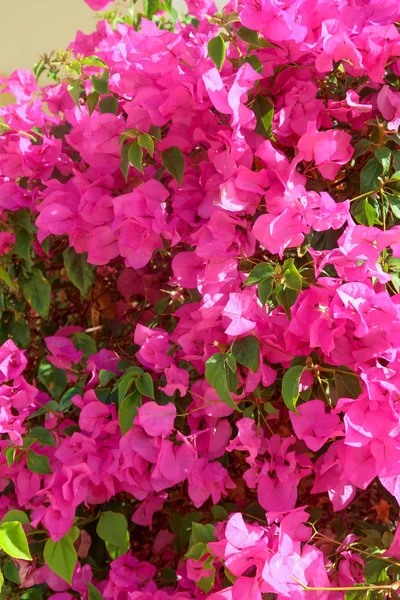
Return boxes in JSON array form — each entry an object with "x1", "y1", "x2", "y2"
[{"x1": 1, "y1": 0, "x2": 400, "y2": 598}]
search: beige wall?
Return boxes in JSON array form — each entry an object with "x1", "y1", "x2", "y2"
[
  {"x1": 1, "y1": 0, "x2": 98, "y2": 75},
  {"x1": 0, "y1": 0, "x2": 193, "y2": 77}
]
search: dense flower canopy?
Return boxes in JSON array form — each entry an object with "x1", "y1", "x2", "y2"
[{"x1": 1, "y1": 0, "x2": 400, "y2": 598}]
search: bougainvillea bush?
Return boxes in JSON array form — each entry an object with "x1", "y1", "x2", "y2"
[{"x1": 3, "y1": 0, "x2": 400, "y2": 598}]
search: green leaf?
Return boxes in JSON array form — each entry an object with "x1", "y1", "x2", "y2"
[
  {"x1": 44, "y1": 534, "x2": 77, "y2": 584},
  {"x1": 0, "y1": 511, "x2": 29, "y2": 525},
  {"x1": 18, "y1": 268, "x2": 51, "y2": 319},
  {"x1": 60, "y1": 386, "x2": 82, "y2": 411},
  {"x1": 26, "y1": 450, "x2": 52, "y2": 474},
  {"x1": 117, "y1": 371, "x2": 137, "y2": 402},
  {"x1": 334, "y1": 366, "x2": 362, "y2": 399},
  {"x1": 258, "y1": 277, "x2": 273, "y2": 305},
  {"x1": 0, "y1": 266, "x2": 17, "y2": 292},
  {"x1": 208, "y1": 35, "x2": 226, "y2": 72},
  {"x1": 10, "y1": 316, "x2": 30, "y2": 349},
  {"x1": 99, "y1": 370, "x2": 115, "y2": 386},
  {"x1": 149, "y1": 125, "x2": 161, "y2": 141},
  {"x1": 118, "y1": 389, "x2": 142, "y2": 434},
  {"x1": 236, "y1": 26, "x2": 260, "y2": 46},
  {"x1": 281, "y1": 365, "x2": 305, "y2": 413},
  {"x1": 185, "y1": 542, "x2": 208, "y2": 560},
  {"x1": 67, "y1": 81, "x2": 81, "y2": 108},
  {"x1": 245, "y1": 55, "x2": 263, "y2": 74},
  {"x1": 198, "y1": 569, "x2": 216, "y2": 594},
  {"x1": 162, "y1": 146, "x2": 184, "y2": 184},
  {"x1": 120, "y1": 143, "x2": 130, "y2": 182},
  {"x1": 283, "y1": 258, "x2": 302, "y2": 292},
  {"x1": 253, "y1": 96, "x2": 275, "y2": 140},
  {"x1": 63, "y1": 248, "x2": 96, "y2": 298},
  {"x1": 87, "y1": 91, "x2": 100, "y2": 115},
  {"x1": 190, "y1": 522, "x2": 216, "y2": 545},
  {"x1": 138, "y1": 133, "x2": 154, "y2": 157},
  {"x1": 92, "y1": 71, "x2": 109, "y2": 95},
  {"x1": 38, "y1": 359, "x2": 67, "y2": 399},
  {"x1": 136, "y1": 373, "x2": 155, "y2": 399},
  {"x1": 71, "y1": 333, "x2": 97, "y2": 361},
  {"x1": 275, "y1": 285, "x2": 299, "y2": 317},
  {"x1": 211, "y1": 505, "x2": 229, "y2": 521},
  {"x1": 87, "y1": 582, "x2": 105, "y2": 600},
  {"x1": 352, "y1": 197, "x2": 377, "y2": 226},
  {"x1": 143, "y1": 0, "x2": 160, "y2": 19},
  {"x1": 0, "y1": 522, "x2": 32, "y2": 560},
  {"x1": 4, "y1": 560, "x2": 20, "y2": 584},
  {"x1": 128, "y1": 141, "x2": 144, "y2": 173},
  {"x1": 244, "y1": 263, "x2": 274, "y2": 286},
  {"x1": 232, "y1": 336, "x2": 259, "y2": 373},
  {"x1": 385, "y1": 191, "x2": 400, "y2": 219},
  {"x1": 14, "y1": 226, "x2": 33, "y2": 267},
  {"x1": 360, "y1": 158, "x2": 383, "y2": 193},
  {"x1": 97, "y1": 512, "x2": 129, "y2": 549},
  {"x1": 99, "y1": 95, "x2": 118, "y2": 115},
  {"x1": 82, "y1": 55, "x2": 107, "y2": 68},
  {"x1": 5, "y1": 448, "x2": 16, "y2": 467},
  {"x1": 352, "y1": 139, "x2": 371, "y2": 158},
  {"x1": 205, "y1": 353, "x2": 240, "y2": 411},
  {"x1": 30, "y1": 427, "x2": 56, "y2": 447},
  {"x1": 374, "y1": 147, "x2": 391, "y2": 174}
]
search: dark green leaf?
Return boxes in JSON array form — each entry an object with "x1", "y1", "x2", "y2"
[
  {"x1": 18, "y1": 268, "x2": 51, "y2": 319},
  {"x1": 128, "y1": 141, "x2": 143, "y2": 173},
  {"x1": 275, "y1": 285, "x2": 299, "y2": 317},
  {"x1": 253, "y1": 96, "x2": 275, "y2": 140},
  {"x1": 352, "y1": 139, "x2": 371, "y2": 158},
  {"x1": 38, "y1": 359, "x2": 67, "y2": 399},
  {"x1": 91, "y1": 71, "x2": 109, "y2": 95},
  {"x1": 208, "y1": 35, "x2": 226, "y2": 72},
  {"x1": 162, "y1": 146, "x2": 184, "y2": 184},
  {"x1": 71, "y1": 333, "x2": 96, "y2": 361},
  {"x1": 30, "y1": 427, "x2": 56, "y2": 447},
  {"x1": 374, "y1": 147, "x2": 391, "y2": 174},
  {"x1": 99, "y1": 370, "x2": 115, "y2": 386},
  {"x1": 99, "y1": 95, "x2": 118, "y2": 115},
  {"x1": 244, "y1": 263, "x2": 274, "y2": 286},
  {"x1": 236, "y1": 26, "x2": 260, "y2": 46},
  {"x1": 14, "y1": 227, "x2": 33, "y2": 267},
  {"x1": 281, "y1": 365, "x2": 305, "y2": 413},
  {"x1": 44, "y1": 534, "x2": 77, "y2": 584},
  {"x1": 232, "y1": 336, "x2": 259, "y2": 372},
  {"x1": 258, "y1": 277, "x2": 273, "y2": 305},
  {"x1": 360, "y1": 158, "x2": 383, "y2": 193},
  {"x1": 63, "y1": 248, "x2": 96, "y2": 298},
  {"x1": 334, "y1": 367, "x2": 362, "y2": 399},
  {"x1": 4, "y1": 560, "x2": 20, "y2": 584},
  {"x1": 205, "y1": 353, "x2": 239, "y2": 411},
  {"x1": 67, "y1": 81, "x2": 81, "y2": 108},
  {"x1": 60, "y1": 386, "x2": 82, "y2": 411},
  {"x1": 121, "y1": 144, "x2": 130, "y2": 182},
  {"x1": 136, "y1": 373, "x2": 155, "y2": 399},
  {"x1": 118, "y1": 389, "x2": 142, "y2": 434},
  {"x1": 87, "y1": 91, "x2": 100, "y2": 116},
  {"x1": 245, "y1": 55, "x2": 263, "y2": 74},
  {"x1": 138, "y1": 133, "x2": 154, "y2": 157},
  {"x1": 26, "y1": 450, "x2": 52, "y2": 474},
  {"x1": 352, "y1": 197, "x2": 377, "y2": 226}
]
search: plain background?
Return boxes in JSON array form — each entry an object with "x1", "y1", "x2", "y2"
[{"x1": 0, "y1": 0, "x2": 191, "y2": 75}]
